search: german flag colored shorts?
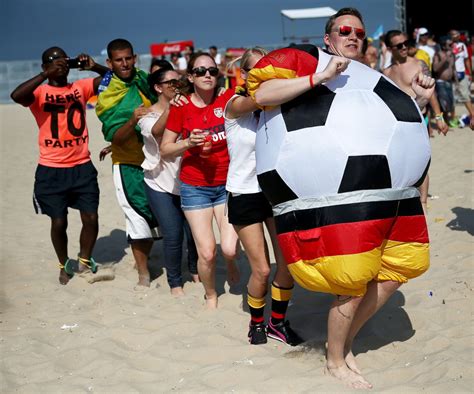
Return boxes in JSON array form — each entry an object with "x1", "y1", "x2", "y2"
[{"x1": 273, "y1": 188, "x2": 430, "y2": 297}]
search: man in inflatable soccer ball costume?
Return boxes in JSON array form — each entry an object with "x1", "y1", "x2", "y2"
[{"x1": 247, "y1": 8, "x2": 435, "y2": 389}]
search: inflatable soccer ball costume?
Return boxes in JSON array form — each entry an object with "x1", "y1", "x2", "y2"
[{"x1": 247, "y1": 46, "x2": 430, "y2": 297}]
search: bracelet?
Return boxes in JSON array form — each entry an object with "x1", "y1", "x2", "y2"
[
  {"x1": 434, "y1": 112, "x2": 444, "y2": 121},
  {"x1": 309, "y1": 74, "x2": 315, "y2": 89}
]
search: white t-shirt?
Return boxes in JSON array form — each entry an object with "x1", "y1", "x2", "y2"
[
  {"x1": 139, "y1": 112, "x2": 181, "y2": 195},
  {"x1": 452, "y1": 42, "x2": 468, "y2": 72},
  {"x1": 177, "y1": 57, "x2": 187, "y2": 71},
  {"x1": 224, "y1": 95, "x2": 260, "y2": 193}
]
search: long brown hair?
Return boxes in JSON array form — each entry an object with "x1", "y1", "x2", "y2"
[{"x1": 181, "y1": 52, "x2": 218, "y2": 96}]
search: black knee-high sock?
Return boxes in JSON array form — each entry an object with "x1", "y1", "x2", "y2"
[
  {"x1": 271, "y1": 283, "x2": 293, "y2": 325},
  {"x1": 247, "y1": 293, "x2": 266, "y2": 325}
]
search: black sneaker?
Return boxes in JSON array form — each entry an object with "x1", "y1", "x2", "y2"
[
  {"x1": 248, "y1": 323, "x2": 267, "y2": 345},
  {"x1": 267, "y1": 320, "x2": 304, "y2": 346}
]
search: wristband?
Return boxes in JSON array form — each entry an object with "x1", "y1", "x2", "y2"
[
  {"x1": 434, "y1": 112, "x2": 444, "y2": 121},
  {"x1": 309, "y1": 74, "x2": 315, "y2": 89}
]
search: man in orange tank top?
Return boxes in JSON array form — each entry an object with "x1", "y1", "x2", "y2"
[{"x1": 11, "y1": 47, "x2": 108, "y2": 284}]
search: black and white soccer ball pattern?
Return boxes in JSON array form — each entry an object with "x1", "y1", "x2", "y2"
[{"x1": 256, "y1": 49, "x2": 431, "y2": 206}]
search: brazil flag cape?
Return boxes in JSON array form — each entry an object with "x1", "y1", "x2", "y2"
[{"x1": 95, "y1": 68, "x2": 156, "y2": 143}]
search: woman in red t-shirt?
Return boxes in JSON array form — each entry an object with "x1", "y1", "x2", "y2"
[{"x1": 161, "y1": 53, "x2": 240, "y2": 309}]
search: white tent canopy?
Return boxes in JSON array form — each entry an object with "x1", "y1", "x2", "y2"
[
  {"x1": 280, "y1": 7, "x2": 337, "y2": 20},
  {"x1": 280, "y1": 6, "x2": 337, "y2": 42}
]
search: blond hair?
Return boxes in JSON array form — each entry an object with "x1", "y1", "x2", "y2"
[{"x1": 227, "y1": 46, "x2": 268, "y2": 71}]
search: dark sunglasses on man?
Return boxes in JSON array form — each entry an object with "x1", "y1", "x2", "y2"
[
  {"x1": 191, "y1": 66, "x2": 219, "y2": 77},
  {"x1": 392, "y1": 40, "x2": 409, "y2": 50}
]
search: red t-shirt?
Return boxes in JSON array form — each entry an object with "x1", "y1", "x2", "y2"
[
  {"x1": 166, "y1": 89, "x2": 234, "y2": 186},
  {"x1": 29, "y1": 78, "x2": 95, "y2": 168}
]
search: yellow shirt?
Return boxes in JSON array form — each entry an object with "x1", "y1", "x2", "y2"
[{"x1": 415, "y1": 49, "x2": 431, "y2": 70}]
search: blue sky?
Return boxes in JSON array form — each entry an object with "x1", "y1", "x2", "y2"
[{"x1": 1, "y1": 0, "x2": 397, "y2": 61}]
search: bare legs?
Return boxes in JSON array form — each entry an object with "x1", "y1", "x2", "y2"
[
  {"x1": 326, "y1": 296, "x2": 372, "y2": 389},
  {"x1": 234, "y1": 217, "x2": 293, "y2": 299},
  {"x1": 132, "y1": 239, "x2": 154, "y2": 287},
  {"x1": 77, "y1": 212, "x2": 99, "y2": 272},
  {"x1": 51, "y1": 212, "x2": 99, "y2": 284},
  {"x1": 324, "y1": 280, "x2": 401, "y2": 389},
  {"x1": 264, "y1": 218, "x2": 293, "y2": 288},
  {"x1": 214, "y1": 205, "x2": 240, "y2": 286},
  {"x1": 344, "y1": 280, "x2": 401, "y2": 374},
  {"x1": 186, "y1": 207, "x2": 218, "y2": 307},
  {"x1": 50, "y1": 217, "x2": 69, "y2": 284},
  {"x1": 418, "y1": 175, "x2": 429, "y2": 215},
  {"x1": 235, "y1": 222, "x2": 271, "y2": 299},
  {"x1": 184, "y1": 204, "x2": 239, "y2": 309}
]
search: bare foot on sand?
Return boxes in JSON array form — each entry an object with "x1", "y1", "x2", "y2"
[
  {"x1": 171, "y1": 287, "x2": 185, "y2": 297},
  {"x1": 345, "y1": 350, "x2": 362, "y2": 374},
  {"x1": 325, "y1": 364, "x2": 372, "y2": 389},
  {"x1": 137, "y1": 274, "x2": 150, "y2": 287},
  {"x1": 204, "y1": 294, "x2": 218, "y2": 310},
  {"x1": 59, "y1": 269, "x2": 72, "y2": 285},
  {"x1": 226, "y1": 261, "x2": 240, "y2": 286}
]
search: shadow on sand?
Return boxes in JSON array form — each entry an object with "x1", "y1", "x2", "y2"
[
  {"x1": 446, "y1": 207, "x2": 474, "y2": 236},
  {"x1": 93, "y1": 229, "x2": 128, "y2": 265},
  {"x1": 286, "y1": 286, "x2": 414, "y2": 356},
  {"x1": 237, "y1": 261, "x2": 414, "y2": 355}
]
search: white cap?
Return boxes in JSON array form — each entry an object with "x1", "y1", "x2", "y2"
[
  {"x1": 416, "y1": 27, "x2": 429, "y2": 43},
  {"x1": 418, "y1": 27, "x2": 429, "y2": 35}
]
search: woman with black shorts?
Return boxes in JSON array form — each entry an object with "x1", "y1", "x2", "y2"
[{"x1": 224, "y1": 48, "x2": 302, "y2": 346}]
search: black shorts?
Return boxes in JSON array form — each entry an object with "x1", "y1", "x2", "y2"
[
  {"x1": 33, "y1": 161, "x2": 99, "y2": 218},
  {"x1": 227, "y1": 191, "x2": 273, "y2": 226}
]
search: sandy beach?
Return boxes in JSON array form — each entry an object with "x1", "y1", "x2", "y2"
[{"x1": 0, "y1": 102, "x2": 472, "y2": 392}]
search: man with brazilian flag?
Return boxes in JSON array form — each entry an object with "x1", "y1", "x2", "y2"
[{"x1": 96, "y1": 38, "x2": 159, "y2": 288}]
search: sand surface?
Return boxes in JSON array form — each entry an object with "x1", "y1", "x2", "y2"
[{"x1": 0, "y1": 103, "x2": 472, "y2": 392}]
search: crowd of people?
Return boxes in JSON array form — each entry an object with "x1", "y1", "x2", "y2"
[
  {"x1": 11, "y1": 7, "x2": 473, "y2": 389},
  {"x1": 362, "y1": 27, "x2": 473, "y2": 132}
]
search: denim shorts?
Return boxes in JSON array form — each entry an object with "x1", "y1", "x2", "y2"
[
  {"x1": 435, "y1": 80, "x2": 454, "y2": 113},
  {"x1": 180, "y1": 182, "x2": 227, "y2": 211}
]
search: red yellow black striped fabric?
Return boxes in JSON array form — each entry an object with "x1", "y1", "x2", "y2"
[
  {"x1": 276, "y1": 197, "x2": 429, "y2": 296},
  {"x1": 247, "y1": 48, "x2": 318, "y2": 108}
]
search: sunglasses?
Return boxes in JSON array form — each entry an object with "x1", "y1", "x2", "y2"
[
  {"x1": 191, "y1": 66, "x2": 219, "y2": 77},
  {"x1": 392, "y1": 40, "x2": 409, "y2": 50},
  {"x1": 333, "y1": 25, "x2": 366, "y2": 40},
  {"x1": 158, "y1": 79, "x2": 181, "y2": 87}
]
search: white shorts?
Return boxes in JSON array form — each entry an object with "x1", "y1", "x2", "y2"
[{"x1": 113, "y1": 164, "x2": 160, "y2": 242}]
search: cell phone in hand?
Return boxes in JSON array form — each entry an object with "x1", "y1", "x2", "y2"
[{"x1": 67, "y1": 58, "x2": 84, "y2": 69}]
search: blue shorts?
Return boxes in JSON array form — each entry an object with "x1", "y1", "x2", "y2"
[{"x1": 180, "y1": 182, "x2": 226, "y2": 211}]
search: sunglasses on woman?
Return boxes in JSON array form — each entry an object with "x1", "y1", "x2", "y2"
[
  {"x1": 391, "y1": 40, "x2": 409, "y2": 50},
  {"x1": 158, "y1": 78, "x2": 181, "y2": 87},
  {"x1": 191, "y1": 66, "x2": 219, "y2": 77},
  {"x1": 333, "y1": 25, "x2": 366, "y2": 40}
]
